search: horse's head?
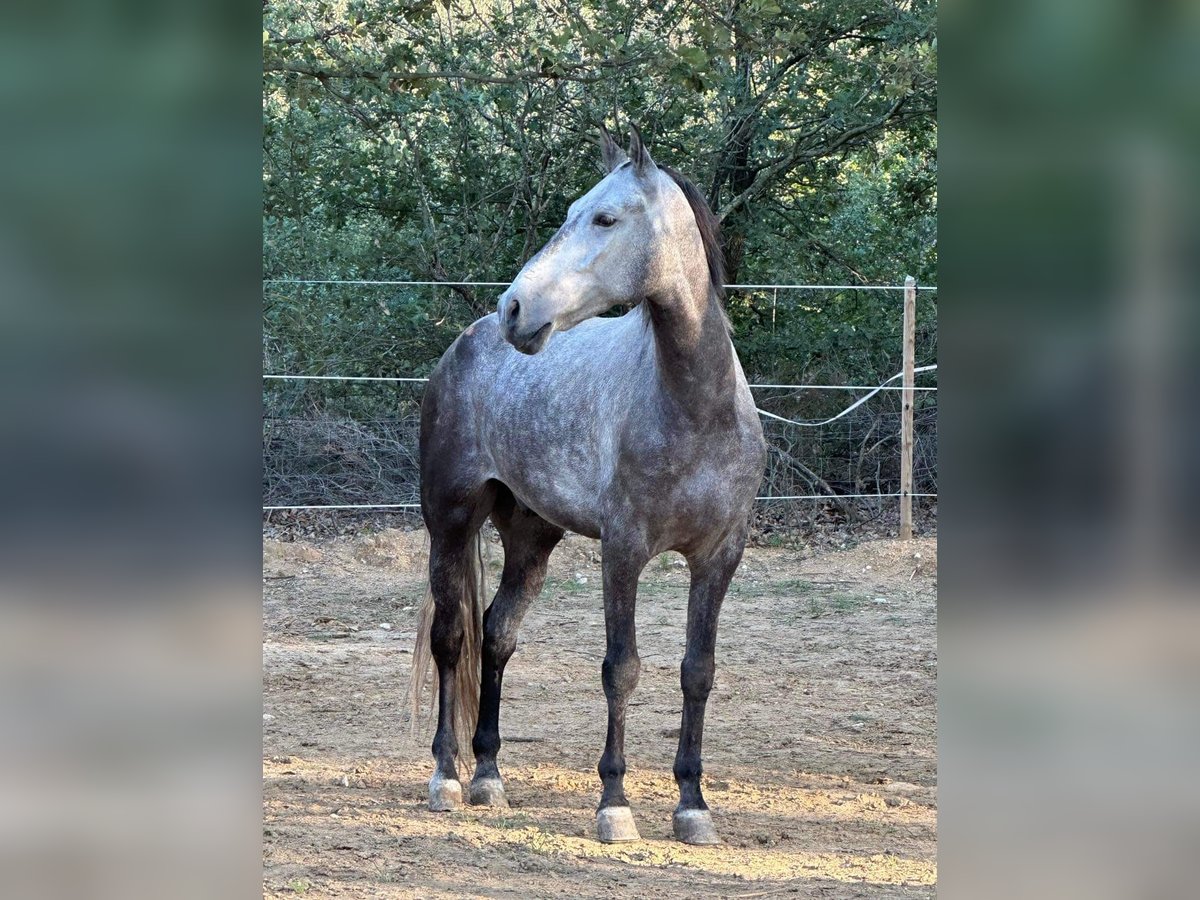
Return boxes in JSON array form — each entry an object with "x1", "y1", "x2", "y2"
[{"x1": 497, "y1": 126, "x2": 702, "y2": 355}]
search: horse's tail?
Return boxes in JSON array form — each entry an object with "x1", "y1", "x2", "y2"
[{"x1": 407, "y1": 530, "x2": 487, "y2": 756}]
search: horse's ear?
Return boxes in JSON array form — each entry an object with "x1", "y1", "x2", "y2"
[
  {"x1": 599, "y1": 125, "x2": 628, "y2": 173},
  {"x1": 628, "y1": 124, "x2": 656, "y2": 176}
]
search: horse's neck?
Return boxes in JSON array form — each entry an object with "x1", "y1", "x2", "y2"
[{"x1": 644, "y1": 286, "x2": 738, "y2": 417}]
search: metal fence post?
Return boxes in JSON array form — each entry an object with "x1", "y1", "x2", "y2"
[{"x1": 899, "y1": 276, "x2": 916, "y2": 540}]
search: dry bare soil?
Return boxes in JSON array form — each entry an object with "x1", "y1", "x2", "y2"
[{"x1": 263, "y1": 530, "x2": 937, "y2": 898}]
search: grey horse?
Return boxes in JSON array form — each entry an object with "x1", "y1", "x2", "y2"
[{"x1": 410, "y1": 127, "x2": 766, "y2": 845}]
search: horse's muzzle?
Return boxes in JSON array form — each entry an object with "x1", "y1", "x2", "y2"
[{"x1": 506, "y1": 320, "x2": 553, "y2": 355}]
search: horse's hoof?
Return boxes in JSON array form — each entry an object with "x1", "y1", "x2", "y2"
[
  {"x1": 468, "y1": 776, "x2": 509, "y2": 808},
  {"x1": 596, "y1": 806, "x2": 641, "y2": 843},
  {"x1": 673, "y1": 808, "x2": 720, "y2": 845},
  {"x1": 428, "y1": 772, "x2": 462, "y2": 812}
]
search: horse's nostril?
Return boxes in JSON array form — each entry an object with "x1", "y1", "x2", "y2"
[{"x1": 507, "y1": 298, "x2": 520, "y2": 323}]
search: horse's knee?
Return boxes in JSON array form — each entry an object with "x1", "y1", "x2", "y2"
[
  {"x1": 602, "y1": 649, "x2": 641, "y2": 698},
  {"x1": 680, "y1": 655, "x2": 714, "y2": 701}
]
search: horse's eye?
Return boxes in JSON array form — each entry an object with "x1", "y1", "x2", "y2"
[{"x1": 593, "y1": 213, "x2": 616, "y2": 228}]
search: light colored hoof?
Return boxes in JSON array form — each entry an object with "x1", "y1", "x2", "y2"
[
  {"x1": 428, "y1": 772, "x2": 462, "y2": 812},
  {"x1": 468, "y1": 776, "x2": 509, "y2": 808},
  {"x1": 673, "y1": 808, "x2": 720, "y2": 845},
  {"x1": 596, "y1": 806, "x2": 641, "y2": 843}
]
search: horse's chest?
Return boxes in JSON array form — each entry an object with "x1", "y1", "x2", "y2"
[{"x1": 619, "y1": 428, "x2": 757, "y2": 514}]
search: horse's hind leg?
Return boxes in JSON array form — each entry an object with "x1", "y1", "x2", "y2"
[
  {"x1": 425, "y1": 487, "x2": 494, "y2": 812},
  {"x1": 469, "y1": 494, "x2": 563, "y2": 807},
  {"x1": 671, "y1": 532, "x2": 745, "y2": 845}
]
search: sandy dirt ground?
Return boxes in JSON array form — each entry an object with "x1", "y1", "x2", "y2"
[{"x1": 263, "y1": 530, "x2": 937, "y2": 898}]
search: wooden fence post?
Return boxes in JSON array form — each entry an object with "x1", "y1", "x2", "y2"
[{"x1": 899, "y1": 276, "x2": 916, "y2": 540}]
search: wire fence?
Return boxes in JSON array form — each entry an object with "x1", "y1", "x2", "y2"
[
  {"x1": 263, "y1": 280, "x2": 938, "y2": 524},
  {"x1": 264, "y1": 279, "x2": 939, "y2": 291}
]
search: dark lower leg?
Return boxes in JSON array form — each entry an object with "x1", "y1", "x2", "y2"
[
  {"x1": 431, "y1": 654, "x2": 461, "y2": 783},
  {"x1": 428, "y1": 540, "x2": 470, "y2": 788},
  {"x1": 597, "y1": 549, "x2": 646, "y2": 812},
  {"x1": 470, "y1": 612, "x2": 506, "y2": 782},
  {"x1": 598, "y1": 644, "x2": 641, "y2": 808},
  {"x1": 471, "y1": 511, "x2": 561, "y2": 789},
  {"x1": 673, "y1": 543, "x2": 741, "y2": 819},
  {"x1": 674, "y1": 655, "x2": 714, "y2": 810},
  {"x1": 470, "y1": 565, "x2": 552, "y2": 782}
]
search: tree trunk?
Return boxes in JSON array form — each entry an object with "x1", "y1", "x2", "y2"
[{"x1": 710, "y1": 28, "x2": 756, "y2": 285}]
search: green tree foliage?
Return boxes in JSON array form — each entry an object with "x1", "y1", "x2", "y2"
[{"x1": 263, "y1": 0, "x2": 936, "y2": 402}]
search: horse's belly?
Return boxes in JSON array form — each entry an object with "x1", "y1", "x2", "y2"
[
  {"x1": 492, "y1": 452, "x2": 606, "y2": 538},
  {"x1": 517, "y1": 487, "x2": 603, "y2": 539}
]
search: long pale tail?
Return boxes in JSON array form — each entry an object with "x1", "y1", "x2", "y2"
[{"x1": 407, "y1": 531, "x2": 487, "y2": 757}]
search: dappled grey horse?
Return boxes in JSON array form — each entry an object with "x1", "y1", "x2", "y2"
[{"x1": 410, "y1": 127, "x2": 766, "y2": 844}]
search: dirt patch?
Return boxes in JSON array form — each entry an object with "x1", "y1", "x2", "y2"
[
  {"x1": 264, "y1": 531, "x2": 937, "y2": 898},
  {"x1": 350, "y1": 529, "x2": 425, "y2": 569}
]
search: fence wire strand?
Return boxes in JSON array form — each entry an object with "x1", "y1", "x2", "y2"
[{"x1": 263, "y1": 279, "x2": 937, "y2": 514}]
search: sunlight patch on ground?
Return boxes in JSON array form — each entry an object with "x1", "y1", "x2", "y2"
[{"x1": 264, "y1": 756, "x2": 936, "y2": 887}]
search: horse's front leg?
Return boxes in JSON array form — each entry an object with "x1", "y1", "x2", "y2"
[
  {"x1": 672, "y1": 534, "x2": 745, "y2": 845},
  {"x1": 595, "y1": 540, "x2": 649, "y2": 843}
]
